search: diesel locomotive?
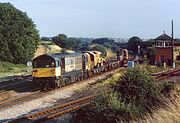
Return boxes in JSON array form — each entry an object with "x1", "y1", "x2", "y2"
[{"x1": 32, "y1": 50, "x2": 128, "y2": 90}]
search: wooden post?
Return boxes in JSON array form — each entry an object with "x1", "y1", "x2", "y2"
[{"x1": 171, "y1": 20, "x2": 174, "y2": 66}]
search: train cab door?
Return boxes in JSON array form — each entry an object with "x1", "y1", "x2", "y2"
[{"x1": 55, "y1": 60, "x2": 61, "y2": 77}]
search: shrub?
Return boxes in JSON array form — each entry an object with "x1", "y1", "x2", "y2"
[
  {"x1": 73, "y1": 67, "x2": 166, "y2": 123},
  {"x1": 73, "y1": 93, "x2": 132, "y2": 123},
  {"x1": 115, "y1": 67, "x2": 163, "y2": 114},
  {"x1": 160, "y1": 81, "x2": 175, "y2": 95}
]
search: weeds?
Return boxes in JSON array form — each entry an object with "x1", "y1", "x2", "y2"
[{"x1": 0, "y1": 61, "x2": 31, "y2": 77}]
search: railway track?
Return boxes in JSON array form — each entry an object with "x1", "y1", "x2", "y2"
[
  {"x1": 0, "y1": 80, "x2": 36, "y2": 102},
  {"x1": 3, "y1": 67, "x2": 179, "y2": 122},
  {"x1": 7, "y1": 94, "x2": 99, "y2": 123},
  {"x1": 0, "y1": 74, "x2": 31, "y2": 84},
  {"x1": 154, "y1": 68, "x2": 180, "y2": 81},
  {"x1": 0, "y1": 75, "x2": 33, "y2": 93},
  {"x1": 0, "y1": 91, "x2": 43, "y2": 110},
  {"x1": 0, "y1": 67, "x2": 122, "y2": 111},
  {"x1": 0, "y1": 81, "x2": 34, "y2": 93}
]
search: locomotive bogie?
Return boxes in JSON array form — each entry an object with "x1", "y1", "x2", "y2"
[{"x1": 33, "y1": 77, "x2": 62, "y2": 90}]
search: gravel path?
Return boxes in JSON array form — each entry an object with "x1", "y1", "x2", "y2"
[{"x1": 0, "y1": 69, "x2": 121, "y2": 122}]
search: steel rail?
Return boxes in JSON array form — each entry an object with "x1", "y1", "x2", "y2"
[
  {"x1": 0, "y1": 67, "x2": 122, "y2": 111},
  {"x1": 6, "y1": 93, "x2": 102, "y2": 123}
]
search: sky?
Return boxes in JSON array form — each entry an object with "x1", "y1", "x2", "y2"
[{"x1": 1, "y1": 0, "x2": 180, "y2": 39}]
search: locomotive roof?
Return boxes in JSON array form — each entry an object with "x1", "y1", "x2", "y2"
[
  {"x1": 34, "y1": 53, "x2": 82, "y2": 61},
  {"x1": 51, "y1": 52, "x2": 82, "y2": 58}
]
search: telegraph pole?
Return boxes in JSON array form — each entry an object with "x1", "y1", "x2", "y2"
[{"x1": 171, "y1": 20, "x2": 174, "y2": 66}]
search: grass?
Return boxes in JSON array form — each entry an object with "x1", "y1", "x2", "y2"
[
  {"x1": 175, "y1": 61, "x2": 180, "y2": 68},
  {"x1": 135, "y1": 64, "x2": 171, "y2": 74},
  {"x1": 138, "y1": 91, "x2": 180, "y2": 123},
  {"x1": 0, "y1": 61, "x2": 31, "y2": 78}
]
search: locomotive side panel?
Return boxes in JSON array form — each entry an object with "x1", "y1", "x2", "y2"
[{"x1": 63, "y1": 55, "x2": 83, "y2": 73}]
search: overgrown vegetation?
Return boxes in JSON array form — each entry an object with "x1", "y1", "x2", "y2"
[
  {"x1": 0, "y1": 3, "x2": 40, "y2": 64},
  {"x1": 0, "y1": 61, "x2": 30, "y2": 77},
  {"x1": 160, "y1": 81, "x2": 175, "y2": 96},
  {"x1": 73, "y1": 66, "x2": 175, "y2": 123},
  {"x1": 135, "y1": 64, "x2": 169, "y2": 74}
]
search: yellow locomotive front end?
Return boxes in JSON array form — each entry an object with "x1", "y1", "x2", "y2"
[
  {"x1": 32, "y1": 68, "x2": 56, "y2": 78},
  {"x1": 32, "y1": 54, "x2": 61, "y2": 90}
]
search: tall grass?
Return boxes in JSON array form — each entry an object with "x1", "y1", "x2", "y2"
[
  {"x1": 0, "y1": 61, "x2": 31, "y2": 77},
  {"x1": 138, "y1": 95, "x2": 180, "y2": 123}
]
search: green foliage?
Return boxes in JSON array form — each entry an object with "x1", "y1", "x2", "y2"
[
  {"x1": 160, "y1": 81, "x2": 175, "y2": 95},
  {"x1": 41, "y1": 37, "x2": 51, "y2": 41},
  {"x1": 73, "y1": 67, "x2": 166, "y2": 123},
  {"x1": 0, "y1": 3, "x2": 40, "y2": 64},
  {"x1": 115, "y1": 67, "x2": 162, "y2": 111},
  {"x1": 92, "y1": 38, "x2": 115, "y2": 45},
  {"x1": 135, "y1": 64, "x2": 167, "y2": 74},
  {"x1": 147, "y1": 46, "x2": 156, "y2": 65},
  {"x1": 52, "y1": 34, "x2": 82, "y2": 50},
  {"x1": 73, "y1": 93, "x2": 131, "y2": 123},
  {"x1": 127, "y1": 36, "x2": 142, "y2": 53},
  {"x1": 0, "y1": 61, "x2": 30, "y2": 75},
  {"x1": 92, "y1": 38, "x2": 119, "y2": 52}
]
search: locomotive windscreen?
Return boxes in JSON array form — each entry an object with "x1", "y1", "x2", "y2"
[{"x1": 33, "y1": 60, "x2": 55, "y2": 68}]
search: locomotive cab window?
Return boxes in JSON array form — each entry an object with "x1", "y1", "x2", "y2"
[
  {"x1": 33, "y1": 60, "x2": 56, "y2": 68},
  {"x1": 56, "y1": 60, "x2": 60, "y2": 67}
]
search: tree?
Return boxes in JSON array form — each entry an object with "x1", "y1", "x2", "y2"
[
  {"x1": 90, "y1": 45, "x2": 107, "y2": 57},
  {"x1": 127, "y1": 36, "x2": 142, "y2": 53},
  {"x1": 92, "y1": 38, "x2": 115, "y2": 50},
  {"x1": 0, "y1": 3, "x2": 40, "y2": 64},
  {"x1": 147, "y1": 46, "x2": 156, "y2": 65},
  {"x1": 52, "y1": 34, "x2": 82, "y2": 50},
  {"x1": 41, "y1": 37, "x2": 51, "y2": 41}
]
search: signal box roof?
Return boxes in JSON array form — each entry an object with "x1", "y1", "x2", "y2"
[{"x1": 155, "y1": 33, "x2": 172, "y2": 40}]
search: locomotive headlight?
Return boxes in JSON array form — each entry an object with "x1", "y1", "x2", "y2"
[
  {"x1": 32, "y1": 70, "x2": 37, "y2": 74},
  {"x1": 51, "y1": 69, "x2": 56, "y2": 76}
]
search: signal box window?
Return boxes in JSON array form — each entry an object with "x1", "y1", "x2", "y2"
[
  {"x1": 165, "y1": 42, "x2": 171, "y2": 47},
  {"x1": 156, "y1": 42, "x2": 163, "y2": 47}
]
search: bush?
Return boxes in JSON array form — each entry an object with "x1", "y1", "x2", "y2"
[
  {"x1": 160, "y1": 81, "x2": 175, "y2": 95},
  {"x1": 73, "y1": 67, "x2": 166, "y2": 123},
  {"x1": 73, "y1": 93, "x2": 133, "y2": 123},
  {"x1": 115, "y1": 67, "x2": 163, "y2": 116}
]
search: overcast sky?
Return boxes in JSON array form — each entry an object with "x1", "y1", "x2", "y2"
[{"x1": 1, "y1": 0, "x2": 180, "y2": 39}]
